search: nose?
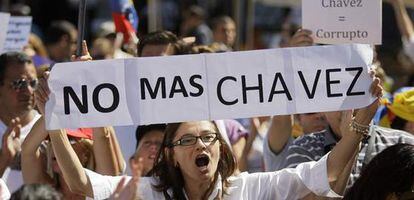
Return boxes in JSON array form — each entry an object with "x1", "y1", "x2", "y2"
[
  {"x1": 148, "y1": 143, "x2": 159, "y2": 152},
  {"x1": 194, "y1": 137, "x2": 207, "y2": 151}
]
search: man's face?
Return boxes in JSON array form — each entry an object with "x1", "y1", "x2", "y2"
[
  {"x1": 213, "y1": 22, "x2": 236, "y2": 47},
  {"x1": 323, "y1": 111, "x2": 343, "y2": 138},
  {"x1": 0, "y1": 62, "x2": 37, "y2": 118},
  {"x1": 67, "y1": 31, "x2": 78, "y2": 59},
  {"x1": 133, "y1": 130, "x2": 164, "y2": 174},
  {"x1": 140, "y1": 44, "x2": 175, "y2": 57},
  {"x1": 298, "y1": 113, "x2": 327, "y2": 134},
  {"x1": 57, "y1": 31, "x2": 77, "y2": 62}
]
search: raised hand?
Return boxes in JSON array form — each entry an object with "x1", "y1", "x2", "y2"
[
  {"x1": 1, "y1": 118, "x2": 22, "y2": 164},
  {"x1": 71, "y1": 40, "x2": 93, "y2": 62},
  {"x1": 34, "y1": 71, "x2": 50, "y2": 116},
  {"x1": 288, "y1": 29, "x2": 314, "y2": 47},
  {"x1": 110, "y1": 158, "x2": 143, "y2": 200}
]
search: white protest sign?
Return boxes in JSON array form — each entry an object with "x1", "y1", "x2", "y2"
[
  {"x1": 0, "y1": 13, "x2": 11, "y2": 52},
  {"x1": 302, "y1": 0, "x2": 382, "y2": 44},
  {"x1": 2, "y1": 16, "x2": 32, "y2": 52},
  {"x1": 45, "y1": 44, "x2": 375, "y2": 130}
]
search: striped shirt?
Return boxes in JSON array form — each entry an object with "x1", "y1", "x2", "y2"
[{"x1": 264, "y1": 125, "x2": 414, "y2": 185}]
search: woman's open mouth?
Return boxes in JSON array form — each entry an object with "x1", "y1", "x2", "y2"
[{"x1": 195, "y1": 154, "x2": 210, "y2": 172}]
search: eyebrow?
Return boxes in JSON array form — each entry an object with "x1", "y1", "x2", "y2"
[{"x1": 180, "y1": 131, "x2": 215, "y2": 137}]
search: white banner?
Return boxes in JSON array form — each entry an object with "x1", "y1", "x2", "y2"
[
  {"x1": 3, "y1": 16, "x2": 32, "y2": 52},
  {"x1": 46, "y1": 44, "x2": 375, "y2": 130},
  {"x1": 302, "y1": 0, "x2": 382, "y2": 44}
]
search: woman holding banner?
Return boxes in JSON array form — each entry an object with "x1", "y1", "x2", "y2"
[{"x1": 43, "y1": 67, "x2": 383, "y2": 199}]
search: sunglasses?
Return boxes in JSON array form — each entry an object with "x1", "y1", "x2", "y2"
[{"x1": 10, "y1": 78, "x2": 38, "y2": 90}]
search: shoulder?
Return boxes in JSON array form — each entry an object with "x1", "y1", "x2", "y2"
[{"x1": 373, "y1": 126, "x2": 414, "y2": 144}]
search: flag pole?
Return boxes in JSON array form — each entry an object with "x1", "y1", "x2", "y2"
[{"x1": 76, "y1": 0, "x2": 87, "y2": 57}]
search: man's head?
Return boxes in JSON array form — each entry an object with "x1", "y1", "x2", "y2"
[
  {"x1": 211, "y1": 16, "x2": 236, "y2": 47},
  {"x1": 0, "y1": 52, "x2": 37, "y2": 120},
  {"x1": 44, "y1": 20, "x2": 77, "y2": 62},
  {"x1": 131, "y1": 124, "x2": 166, "y2": 175},
  {"x1": 137, "y1": 31, "x2": 179, "y2": 57},
  {"x1": 296, "y1": 113, "x2": 327, "y2": 134},
  {"x1": 182, "y1": 5, "x2": 206, "y2": 29}
]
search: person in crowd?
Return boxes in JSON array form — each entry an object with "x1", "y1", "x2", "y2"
[
  {"x1": 221, "y1": 119, "x2": 249, "y2": 173},
  {"x1": 264, "y1": 30, "x2": 414, "y2": 188},
  {"x1": 20, "y1": 43, "x2": 125, "y2": 199},
  {"x1": 376, "y1": 87, "x2": 414, "y2": 134},
  {"x1": 11, "y1": 184, "x2": 61, "y2": 200},
  {"x1": 44, "y1": 20, "x2": 77, "y2": 63},
  {"x1": 137, "y1": 31, "x2": 182, "y2": 57},
  {"x1": 390, "y1": 0, "x2": 414, "y2": 61},
  {"x1": 296, "y1": 113, "x2": 327, "y2": 135},
  {"x1": 238, "y1": 117, "x2": 270, "y2": 173},
  {"x1": 210, "y1": 16, "x2": 236, "y2": 52},
  {"x1": 41, "y1": 73, "x2": 383, "y2": 199},
  {"x1": 343, "y1": 144, "x2": 414, "y2": 200},
  {"x1": 180, "y1": 5, "x2": 213, "y2": 45},
  {"x1": 23, "y1": 33, "x2": 52, "y2": 69},
  {"x1": 130, "y1": 124, "x2": 166, "y2": 176},
  {"x1": 90, "y1": 37, "x2": 115, "y2": 60},
  {"x1": 0, "y1": 52, "x2": 42, "y2": 191},
  {"x1": 21, "y1": 116, "x2": 124, "y2": 199}
]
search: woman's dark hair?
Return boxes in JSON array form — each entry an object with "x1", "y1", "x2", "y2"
[
  {"x1": 344, "y1": 144, "x2": 414, "y2": 200},
  {"x1": 11, "y1": 184, "x2": 62, "y2": 200},
  {"x1": 151, "y1": 121, "x2": 236, "y2": 200}
]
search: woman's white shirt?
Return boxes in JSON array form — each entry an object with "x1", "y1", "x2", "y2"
[{"x1": 85, "y1": 154, "x2": 340, "y2": 200}]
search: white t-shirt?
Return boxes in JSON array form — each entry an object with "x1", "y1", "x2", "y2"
[
  {"x1": 0, "y1": 111, "x2": 42, "y2": 192},
  {"x1": 85, "y1": 154, "x2": 340, "y2": 200}
]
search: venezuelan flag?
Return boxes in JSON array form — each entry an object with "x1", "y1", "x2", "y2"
[{"x1": 109, "y1": 0, "x2": 139, "y2": 43}]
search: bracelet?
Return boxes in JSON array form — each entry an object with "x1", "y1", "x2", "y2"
[{"x1": 349, "y1": 118, "x2": 370, "y2": 138}]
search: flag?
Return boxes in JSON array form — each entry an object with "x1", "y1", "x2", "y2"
[{"x1": 110, "y1": 0, "x2": 139, "y2": 43}]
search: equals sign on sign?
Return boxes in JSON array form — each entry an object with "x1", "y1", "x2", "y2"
[{"x1": 338, "y1": 16, "x2": 346, "y2": 21}]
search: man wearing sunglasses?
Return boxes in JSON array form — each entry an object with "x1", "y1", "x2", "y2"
[{"x1": 0, "y1": 52, "x2": 42, "y2": 192}]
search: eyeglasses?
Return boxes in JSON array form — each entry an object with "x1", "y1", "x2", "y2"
[
  {"x1": 10, "y1": 78, "x2": 38, "y2": 90},
  {"x1": 168, "y1": 133, "x2": 218, "y2": 147}
]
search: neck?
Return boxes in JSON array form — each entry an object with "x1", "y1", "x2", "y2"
[
  {"x1": 0, "y1": 110, "x2": 34, "y2": 127},
  {"x1": 183, "y1": 176, "x2": 213, "y2": 200}
]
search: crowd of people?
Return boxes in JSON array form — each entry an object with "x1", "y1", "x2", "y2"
[{"x1": 0, "y1": 0, "x2": 414, "y2": 199}]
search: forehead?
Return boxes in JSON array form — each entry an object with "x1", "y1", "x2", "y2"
[
  {"x1": 141, "y1": 44, "x2": 174, "y2": 57},
  {"x1": 4, "y1": 63, "x2": 36, "y2": 80},
  {"x1": 140, "y1": 130, "x2": 164, "y2": 141},
  {"x1": 175, "y1": 121, "x2": 216, "y2": 138},
  {"x1": 218, "y1": 22, "x2": 235, "y2": 30}
]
